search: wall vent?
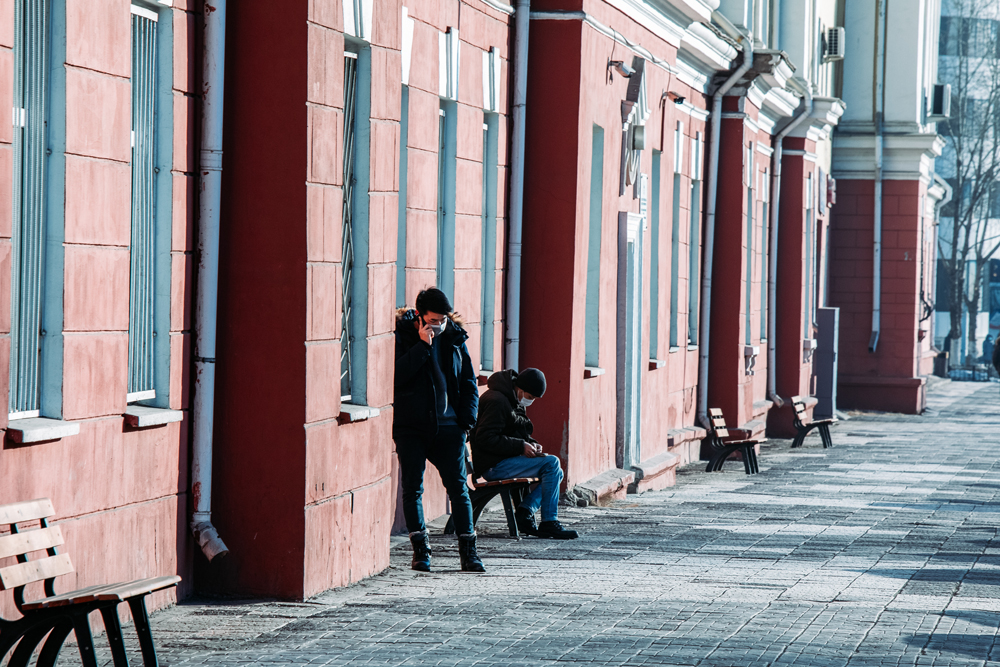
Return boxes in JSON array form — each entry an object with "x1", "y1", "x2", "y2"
[{"x1": 823, "y1": 27, "x2": 845, "y2": 62}]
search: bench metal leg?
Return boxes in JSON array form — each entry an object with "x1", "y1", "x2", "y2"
[
  {"x1": 101, "y1": 605, "x2": 131, "y2": 667},
  {"x1": 791, "y1": 430, "x2": 805, "y2": 448},
  {"x1": 128, "y1": 597, "x2": 160, "y2": 667},
  {"x1": 742, "y1": 447, "x2": 753, "y2": 475},
  {"x1": 9, "y1": 623, "x2": 51, "y2": 667},
  {"x1": 72, "y1": 612, "x2": 99, "y2": 667},
  {"x1": 37, "y1": 620, "x2": 73, "y2": 667},
  {"x1": 819, "y1": 424, "x2": 833, "y2": 448},
  {"x1": 499, "y1": 488, "x2": 519, "y2": 538}
]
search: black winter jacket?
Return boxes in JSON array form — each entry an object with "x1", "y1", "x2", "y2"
[
  {"x1": 470, "y1": 370, "x2": 534, "y2": 476},
  {"x1": 392, "y1": 309, "x2": 478, "y2": 438}
]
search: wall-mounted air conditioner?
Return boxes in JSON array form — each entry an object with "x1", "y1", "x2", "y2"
[
  {"x1": 927, "y1": 83, "x2": 952, "y2": 120},
  {"x1": 823, "y1": 27, "x2": 845, "y2": 62}
]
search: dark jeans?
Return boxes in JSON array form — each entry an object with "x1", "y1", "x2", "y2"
[{"x1": 395, "y1": 425, "x2": 475, "y2": 536}]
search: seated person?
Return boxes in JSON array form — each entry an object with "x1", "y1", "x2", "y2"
[{"x1": 470, "y1": 368, "x2": 578, "y2": 539}]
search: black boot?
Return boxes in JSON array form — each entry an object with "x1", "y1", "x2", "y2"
[
  {"x1": 409, "y1": 531, "x2": 431, "y2": 572},
  {"x1": 537, "y1": 520, "x2": 578, "y2": 540},
  {"x1": 514, "y1": 507, "x2": 539, "y2": 537},
  {"x1": 457, "y1": 534, "x2": 486, "y2": 572}
]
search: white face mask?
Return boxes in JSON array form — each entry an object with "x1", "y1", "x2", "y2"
[
  {"x1": 518, "y1": 396, "x2": 534, "y2": 408},
  {"x1": 428, "y1": 319, "x2": 447, "y2": 336}
]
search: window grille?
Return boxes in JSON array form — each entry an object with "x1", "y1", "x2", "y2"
[
  {"x1": 649, "y1": 151, "x2": 661, "y2": 358},
  {"x1": 669, "y1": 123, "x2": 684, "y2": 349},
  {"x1": 760, "y1": 169, "x2": 769, "y2": 341},
  {"x1": 341, "y1": 53, "x2": 358, "y2": 402},
  {"x1": 804, "y1": 174, "x2": 814, "y2": 339},
  {"x1": 745, "y1": 144, "x2": 754, "y2": 346},
  {"x1": 585, "y1": 125, "x2": 604, "y2": 367},
  {"x1": 128, "y1": 8, "x2": 158, "y2": 401},
  {"x1": 480, "y1": 115, "x2": 498, "y2": 372},
  {"x1": 9, "y1": 0, "x2": 50, "y2": 418}
]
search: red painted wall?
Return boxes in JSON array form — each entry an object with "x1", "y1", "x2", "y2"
[
  {"x1": 1, "y1": 0, "x2": 196, "y2": 616},
  {"x1": 828, "y1": 179, "x2": 927, "y2": 413}
]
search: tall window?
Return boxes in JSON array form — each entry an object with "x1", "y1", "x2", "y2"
[
  {"x1": 480, "y1": 114, "x2": 499, "y2": 371},
  {"x1": 341, "y1": 45, "x2": 372, "y2": 404},
  {"x1": 396, "y1": 85, "x2": 409, "y2": 308},
  {"x1": 436, "y1": 101, "x2": 457, "y2": 297},
  {"x1": 649, "y1": 151, "x2": 661, "y2": 359},
  {"x1": 804, "y1": 174, "x2": 814, "y2": 340},
  {"x1": 341, "y1": 52, "x2": 359, "y2": 402},
  {"x1": 585, "y1": 125, "x2": 604, "y2": 367},
  {"x1": 128, "y1": 6, "x2": 158, "y2": 402},
  {"x1": 669, "y1": 122, "x2": 684, "y2": 349},
  {"x1": 760, "y1": 168, "x2": 769, "y2": 341},
  {"x1": 10, "y1": 0, "x2": 50, "y2": 417},
  {"x1": 744, "y1": 144, "x2": 754, "y2": 346},
  {"x1": 688, "y1": 133, "x2": 703, "y2": 346}
]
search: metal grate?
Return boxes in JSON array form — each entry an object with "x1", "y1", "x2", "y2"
[
  {"x1": 341, "y1": 53, "x2": 358, "y2": 402},
  {"x1": 9, "y1": 0, "x2": 50, "y2": 417},
  {"x1": 127, "y1": 10, "x2": 158, "y2": 401}
]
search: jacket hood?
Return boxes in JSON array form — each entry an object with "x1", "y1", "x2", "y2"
[
  {"x1": 486, "y1": 369, "x2": 518, "y2": 404},
  {"x1": 394, "y1": 308, "x2": 469, "y2": 342}
]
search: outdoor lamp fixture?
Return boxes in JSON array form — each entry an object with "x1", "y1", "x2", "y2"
[
  {"x1": 608, "y1": 59, "x2": 634, "y2": 78},
  {"x1": 665, "y1": 91, "x2": 685, "y2": 105}
]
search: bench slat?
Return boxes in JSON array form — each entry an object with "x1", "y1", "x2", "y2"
[
  {"x1": 21, "y1": 575, "x2": 182, "y2": 610},
  {"x1": 0, "y1": 553, "x2": 74, "y2": 590},
  {"x1": 472, "y1": 477, "x2": 538, "y2": 488},
  {"x1": 0, "y1": 525, "x2": 64, "y2": 559},
  {"x1": 0, "y1": 499, "x2": 56, "y2": 526}
]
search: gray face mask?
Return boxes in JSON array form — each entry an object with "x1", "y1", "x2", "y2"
[
  {"x1": 518, "y1": 396, "x2": 534, "y2": 408},
  {"x1": 429, "y1": 319, "x2": 448, "y2": 336}
]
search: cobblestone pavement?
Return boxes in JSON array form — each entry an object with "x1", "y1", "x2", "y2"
[{"x1": 81, "y1": 380, "x2": 1000, "y2": 666}]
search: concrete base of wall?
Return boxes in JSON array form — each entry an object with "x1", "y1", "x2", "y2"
[
  {"x1": 572, "y1": 469, "x2": 635, "y2": 506},
  {"x1": 628, "y1": 451, "x2": 680, "y2": 494},
  {"x1": 838, "y1": 375, "x2": 927, "y2": 414}
]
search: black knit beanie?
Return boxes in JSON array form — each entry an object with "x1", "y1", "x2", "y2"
[{"x1": 515, "y1": 368, "x2": 546, "y2": 397}]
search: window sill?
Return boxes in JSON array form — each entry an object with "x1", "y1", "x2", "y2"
[
  {"x1": 6, "y1": 417, "x2": 80, "y2": 444},
  {"x1": 124, "y1": 405, "x2": 184, "y2": 428},
  {"x1": 583, "y1": 366, "x2": 605, "y2": 379},
  {"x1": 687, "y1": 344, "x2": 699, "y2": 351},
  {"x1": 668, "y1": 346, "x2": 681, "y2": 354},
  {"x1": 649, "y1": 359, "x2": 666, "y2": 370},
  {"x1": 339, "y1": 403, "x2": 380, "y2": 424}
]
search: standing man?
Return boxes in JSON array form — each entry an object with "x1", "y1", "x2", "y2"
[
  {"x1": 471, "y1": 368, "x2": 579, "y2": 539},
  {"x1": 393, "y1": 288, "x2": 484, "y2": 572}
]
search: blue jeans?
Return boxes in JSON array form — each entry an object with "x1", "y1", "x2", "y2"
[
  {"x1": 395, "y1": 426, "x2": 475, "y2": 536},
  {"x1": 484, "y1": 454, "x2": 563, "y2": 522}
]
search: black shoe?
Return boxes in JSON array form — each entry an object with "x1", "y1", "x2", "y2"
[
  {"x1": 537, "y1": 520, "x2": 578, "y2": 540},
  {"x1": 514, "y1": 507, "x2": 539, "y2": 536},
  {"x1": 409, "y1": 531, "x2": 431, "y2": 571},
  {"x1": 458, "y1": 535, "x2": 486, "y2": 572}
]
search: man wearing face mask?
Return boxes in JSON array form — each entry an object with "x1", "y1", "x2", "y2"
[
  {"x1": 394, "y1": 288, "x2": 483, "y2": 572},
  {"x1": 471, "y1": 368, "x2": 578, "y2": 539}
]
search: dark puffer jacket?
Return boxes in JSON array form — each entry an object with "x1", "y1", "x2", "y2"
[
  {"x1": 470, "y1": 369, "x2": 534, "y2": 476},
  {"x1": 392, "y1": 308, "x2": 478, "y2": 438}
]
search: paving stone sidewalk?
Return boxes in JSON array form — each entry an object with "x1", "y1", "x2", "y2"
[{"x1": 90, "y1": 379, "x2": 1000, "y2": 665}]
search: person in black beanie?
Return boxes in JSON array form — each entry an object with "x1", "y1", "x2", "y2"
[
  {"x1": 470, "y1": 368, "x2": 578, "y2": 539},
  {"x1": 393, "y1": 288, "x2": 484, "y2": 572}
]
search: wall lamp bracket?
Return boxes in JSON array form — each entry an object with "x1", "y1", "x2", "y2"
[{"x1": 608, "y1": 59, "x2": 634, "y2": 78}]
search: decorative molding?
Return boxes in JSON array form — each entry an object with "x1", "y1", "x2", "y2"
[
  {"x1": 439, "y1": 28, "x2": 460, "y2": 100},
  {"x1": 755, "y1": 141, "x2": 774, "y2": 157},
  {"x1": 482, "y1": 47, "x2": 501, "y2": 112},
  {"x1": 479, "y1": 0, "x2": 514, "y2": 15},
  {"x1": 831, "y1": 133, "x2": 944, "y2": 182},
  {"x1": 401, "y1": 7, "x2": 415, "y2": 85}
]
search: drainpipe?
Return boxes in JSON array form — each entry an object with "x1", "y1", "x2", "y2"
[
  {"x1": 504, "y1": 0, "x2": 530, "y2": 371},
  {"x1": 766, "y1": 78, "x2": 813, "y2": 409},
  {"x1": 190, "y1": 0, "x2": 229, "y2": 562},
  {"x1": 870, "y1": 0, "x2": 887, "y2": 353},
  {"x1": 923, "y1": 174, "x2": 952, "y2": 332},
  {"x1": 696, "y1": 13, "x2": 753, "y2": 430}
]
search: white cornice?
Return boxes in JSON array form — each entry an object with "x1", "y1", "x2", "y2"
[
  {"x1": 675, "y1": 54, "x2": 711, "y2": 93},
  {"x1": 674, "y1": 99, "x2": 711, "y2": 121},
  {"x1": 679, "y1": 21, "x2": 737, "y2": 73},
  {"x1": 479, "y1": 0, "x2": 513, "y2": 15},
  {"x1": 603, "y1": 0, "x2": 688, "y2": 46},
  {"x1": 760, "y1": 87, "x2": 799, "y2": 120},
  {"x1": 831, "y1": 133, "x2": 945, "y2": 182}
]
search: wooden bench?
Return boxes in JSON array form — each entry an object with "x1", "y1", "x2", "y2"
[
  {"x1": 444, "y1": 446, "x2": 539, "y2": 538},
  {"x1": 0, "y1": 498, "x2": 180, "y2": 667},
  {"x1": 790, "y1": 395, "x2": 836, "y2": 449},
  {"x1": 705, "y1": 408, "x2": 761, "y2": 474}
]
